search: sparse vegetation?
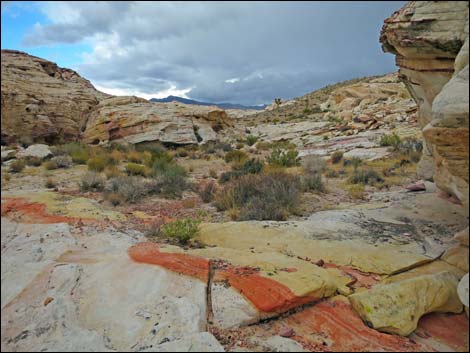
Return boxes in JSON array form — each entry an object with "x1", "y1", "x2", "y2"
[
  {"x1": 267, "y1": 148, "x2": 300, "y2": 167},
  {"x1": 380, "y1": 133, "x2": 401, "y2": 150},
  {"x1": 152, "y1": 160, "x2": 188, "y2": 198},
  {"x1": 331, "y1": 151, "x2": 344, "y2": 164},
  {"x1": 25, "y1": 156, "x2": 43, "y2": 167},
  {"x1": 198, "y1": 181, "x2": 217, "y2": 203},
  {"x1": 125, "y1": 163, "x2": 147, "y2": 176},
  {"x1": 215, "y1": 171, "x2": 301, "y2": 221},
  {"x1": 9, "y1": 159, "x2": 25, "y2": 173},
  {"x1": 348, "y1": 168, "x2": 384, "y2": 185},
  {"x1": 105, "y1": 176, "x2": 147, "y2": 203},
  {"x1": 44, "y1": 155, "x2": 72, "y2": 170},
  {"x1": 224, "y1": 150, "x2": 248, "y2": 164},
  {"x1": 45, "y1": 178, "x2": 57, "y2": 189},
  {"x1": 245, "y1": 135, "x2": 258, "y2": 146},
  {"x1": 347, "y1": 184, "x2": 365, "y2": 199},
  {"x1": 302, "y1": 174, "x2": 325, "y2": 193},
  {"x1": 160, "y1": 218, "x2": 201, "y2": 244},
  {"x1": 80, "y1": 172, "x2": 105, "y2": 192},
  {"x1": 87, "y1": 156, "x2": 107, "y2": 172}
]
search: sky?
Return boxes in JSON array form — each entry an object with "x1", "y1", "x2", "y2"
[{"x1": 1, "y1": 1, "x2": 405, "y2": 105}]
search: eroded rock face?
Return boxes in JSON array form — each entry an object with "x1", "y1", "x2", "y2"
[
  {"x1": 380, "y1": 1, "x2": 469, "y2": 207},
  {"x1": 1, "y1": 50, "x2": 107, "y2": 145},
  {"x1": 82, "y1": 96, "x2": 233, "y2": 146}
]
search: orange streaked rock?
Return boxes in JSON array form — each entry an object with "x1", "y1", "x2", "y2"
[
  {"x1": 1, "y1": 197, "x2": 90, "y2": 225},
  {"x1": 127, "y1": 242, "x2": 209, "y2": 282},
  {"x1": 415, "y1": 313, "x2": 469, "y2": 352},
  {"x1": 214, "y1": 266, "x2": 318, "y2": 313},
  {"x1": 282, "y1": 297, "x2": 428, "y2": 352}
]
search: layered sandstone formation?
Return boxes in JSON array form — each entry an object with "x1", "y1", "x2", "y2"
[
  {"x1": 82, "y1": 96, "x2": 233, "y2": 145},
  {"x1": 1, "y1": 50, "x2": 233, "y2": 146},
  {"x1": 1, "y1": 50, "x2": 107, "y2": 145},
  {"x1": 380, "y1": 1, "x2": 469, "y2": 207}
]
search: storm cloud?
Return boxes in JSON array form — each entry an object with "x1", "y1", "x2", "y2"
[{"x1": 22, "y1": 1, "x2": 405, "y2": 105}]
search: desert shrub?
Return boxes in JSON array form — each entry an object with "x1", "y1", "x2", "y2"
[
  {"x1": 348, "y1": 168, "x2": 384, "y2": 185},
  {"x1": 9, "y1": 159, "x2": 25, "y2": 173},
  {"x1": 208, "y1": 169, "x2": 217, "y2": 178},
  {"x1": 347, "y1": 184, "x2": 365, "y2": 199},
  {"x1": 80, "y1": 172, "x2": 105, "y2": 192},
  {"x1": 161, "y1": 218, "x2": 200, "y2": 244},
  {"x1": 224, "y1": 150, "x2": 248, "y2": 164},
  {"x1": 135, "y1": 141, "x2": 166, "y2": 155},
  {"x1": 343, "y1": 157, "x2": 362, "y2": 169},
  {"x1": 127, "y1": 150, "x2": 143, "y2": 163},
  {"x1": 326, "y1": 169, "x2": 339, "y2": 178},
  {"x1": 104, "y1": 165, "x2": 123, "y2": 179},
  {"x1": 302, "y1": 155, "x2": 326, "y2": 175},
  {"x1": 245, "y1": 135, "x2": 258, "y2": 146},
  {"x1": 175, "y1": 147, "x2": 189, "y2": 157},
  {"x1": 50, "y1": 156, "x2": 73, "y2": 168},
  {"x1": 152, "y1": 160, "x2": 188, "y2": 198},
  {"x1": 271, "y1": 140, "x2": 297, "y2": 150},
  {"x1": 217, "y1": 142, "x2": 233, "y2": 152},
  {"x1": 267, "y1": 148, "x2": 300, "y2": 167},
  {"x1": 44, "y1": 178, "x2": 56, "y2": 189},
  {"x1": 302, "y1": 174, "x2": 325, "y2": 193},
  {"x1": 235, "y1": 142, "x2": 245, "y2": 150},
  {"x1": 105, "y1": 192, "x2": 124, "y2": 206},
  {"x1": 59, "y1": 142, "x2": 90, "y2": 164},
  {"x1": 199, "y1": 181, "x2": 217, "y2": 203},
  {"x1": 125, "y1": 163, "x2": 147, "y2": 176},
  {"x1": 25, "y1": 156, "x2": 43, "y2": 167},
  {"x1": 105, "y1": 176, "x2": 147, "y2": 203},
  {"x1": 380, "y1": 133, "x2": 401, "y2": 150},
  {"x1": 331, "y1": 151, "x2": 344, "y2": 164},
  {"x1": 214, "y1": 172, "x2": 301, "y2": 221},
  {"x1": 256, "y1": 141, "x2": 271, "y2": 151},
  {"x1": 219, "y1": 158, "x2": 264, "y2": 183},
  {"x1": 87, "y1": 156, "x2": 107, "y2": 172},
  {"x1": 43, "y1": 160, "x2": 58, "y2": 170},
  {"x1": 105, "y1": 149, "x2": 125, "y2": 165}
]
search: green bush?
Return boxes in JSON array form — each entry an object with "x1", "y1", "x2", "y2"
[
  {"x1": 9, "y1": 159, "x2": 25, "y2": 173},
  {"x1": 87, "y1": 156, "x2": 107, "y2": 172},
  {"x1": 214, "y1": 172, "x2": 301, "y2": 221},
  {"x1": 59, "y1": 142, "x2": 90, "y2": 164},
  {"x1": 161, "y1": 218, "x2": 200, "y2": 244},
  {"x1": 348, "y1": 168, "x2": 384, "y2": 185},
  {"x1": 80, "y1": 172, "x2": 105, "y2": 192},
  {"x1": 267, "y1": 148, "x2": 300, "y2": 167},
  {"x1": 331, "y1": 151, "x2": 344, "y2": 164},
  {"x1": 224, "y1": 150, "x2": 248, "y2": 164},
  {"x1": 245, "y1": 135, "x2": 258, "y2": 146},
  {"x1": 44, "y1": 156, "x2": 73, "y2": 170},
  {"x1": 380, "y1": 133, "x2": 401, "y2": 150},
  {"x1": 152, "y1": 160, "x2": 188, "y2": 198},
  {"x1": 125, "y1": 163, "x2": 147, "y2": 176}
]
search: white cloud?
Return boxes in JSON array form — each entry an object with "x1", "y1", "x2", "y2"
[
  {"x1": 22, "y1": 1, "x2": 403, "y2": 105},
  {"x1": 94, "y1": 84, "x2": 191, "y2": 101}
]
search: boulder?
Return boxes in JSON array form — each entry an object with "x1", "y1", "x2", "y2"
[
  {"x1": 16, "y1": 144, "x2": 52, "y2": 159},
  {"x1": 349, "y1": 271, "x2": 463, "y2": 336}
]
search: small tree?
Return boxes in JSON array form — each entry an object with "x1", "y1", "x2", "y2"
[{"x1": 274, "y1": 98, "x2": 282, "y2": 110}]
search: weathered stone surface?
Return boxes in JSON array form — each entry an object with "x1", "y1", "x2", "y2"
[
  {"x1": 16, "y1": 144, "x2": 52, "y2": 159},
  {"x1": 442, "y1": 245, "x2": 469, "y2": 272},
  {"x1": 458, "y1": 273, "x2": 469, "y2": 307},
  {"x1": 349, "y1": 271, "x2": 463, "y2": 336},
  {"x1": 1, "y1": 50, "x2": 106, "y2": 144},
  {"x1": 142, "y1": 332, "x2": 225, "y2": 352},
  {"x1": 455, "y1": 227, "x2": 469, "y2": 246},
  {"x1": 381, "y1": 1, "x2": 469, "y2": 207},
  {"x1": 83, "y1": 97, "x2": 232, "y2": 145}
]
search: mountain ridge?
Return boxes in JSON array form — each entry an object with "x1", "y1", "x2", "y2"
[{"x1": 150, "y1": 95, "x2": 267, "y2": 110}]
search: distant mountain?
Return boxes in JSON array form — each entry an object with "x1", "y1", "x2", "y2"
[{"x1": 150, "y1": 95, "x2": 266, "y2": 110}]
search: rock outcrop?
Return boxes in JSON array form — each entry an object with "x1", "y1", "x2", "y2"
[
  {"x1": 380, "y1": 1, "x2": 469, "y2": 207},
  {"x1": 1, "y1": 50, "x2": 107, "y2": 145},
  {"x1": 1, "y1": 50, "x2": 233, "y2": 147},
  {"x1": 82, "y1": 96, "x2": 233, "y2": 145}
]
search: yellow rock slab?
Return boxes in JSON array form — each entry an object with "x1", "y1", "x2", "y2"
[{"x1": 349, "y1": 271, "x2": 463, "y2": 336}]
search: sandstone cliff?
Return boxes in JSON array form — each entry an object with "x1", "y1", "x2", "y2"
[
  {"x1": 1, "y1": 50, "x2": 108, "y2": 145},
  {"x1": 380, "y1": 1, "x2": 469, "y2": 207},
  {"x1": 1, "y1": 50, "x2": 232, "y2": 146}
]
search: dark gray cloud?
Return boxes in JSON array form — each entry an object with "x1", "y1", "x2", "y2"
[{"x1": 23, "y1": 1, "x2": 405, "y2": 105}]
